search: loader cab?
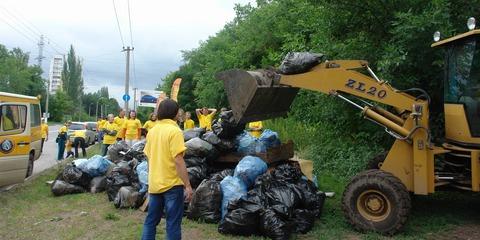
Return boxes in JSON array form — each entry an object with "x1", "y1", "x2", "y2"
[{"x1": 432, "y1": 20, "x2": 480, "y2": 147}]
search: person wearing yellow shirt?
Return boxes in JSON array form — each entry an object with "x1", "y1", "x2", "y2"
[
  {"x1": 143, "y1": 113, "x2": 158, "y2": 133},
  {"x1": 195, "y1": 107, "x2": 217, "y2": 131},
  {"x1": 72, "y1": 129, "x2": 87, "y2": 158},
  {"x1": 57, "y1": 121, "x2": 70, "y2": 160},
  {"x1": 40, "y1": 118, "x2": 49, "y2": 153},
  {"x1": 97, "y1": 116, "x2": 107, "y2": 142},
  {"x1": 142, "y1": 99, "x2": 192, "y2": 240},
  {"x1": 65, "y1": 139, "x2": 74, "y2": 158},
  {"x1": 248, "y1": 121, "x2": 263, "y2": 138},
  {"x1": 183, "y1": 111, "x2": 195, "y2": 130},
  {"x1": 102, "y1": 114, "x2": 119, "y2": 156},
  {"x1": 114, "y1": 109, "x2": 126, "y2": 140},
  {"x1": 122, "y1": 110, "x2": 142, "y2": 146}
]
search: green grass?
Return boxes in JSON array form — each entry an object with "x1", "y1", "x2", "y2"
[{"x1": 1, "y1": 144, "x2": 480, "y2": 239}]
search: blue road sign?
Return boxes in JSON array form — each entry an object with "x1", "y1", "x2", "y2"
[{"x1": 122, "y1": 94, "x2": 131, "y2": 102}]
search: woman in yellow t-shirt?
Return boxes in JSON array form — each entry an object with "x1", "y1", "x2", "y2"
[
  {"x1": 143, "y1": 113, "x2": 158, "y2": 133},
  {"x1": 195, "y1": 107, "x2": 217, "y2": 131},
  {"x1": 122, "y1": 110, "x2": 142, "y2": 146},
  {"x1": 248, "y1": 121, "x2": 263, "y2": 138},
  {"x1": 102, "y1": 114, "x2": 119, "y2": 156},
  {"x1": 114, "y1": 109, "x2": 126, "y2": 140},
  {"x1": 183, "y1": 111, "x2": 195, "y2": 130}
]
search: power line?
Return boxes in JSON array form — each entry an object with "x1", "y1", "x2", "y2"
[
  {"x1": 0, "y1": 14, "x2": 38, "y2": 46},
  {"x1": 112, "y1": 0, "x2": 125, "y2": 47},
  {"x1": 0, "y1": 5, "x2": 64, "y2": 54}
]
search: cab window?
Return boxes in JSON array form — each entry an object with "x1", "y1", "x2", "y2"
[
  {"x1": 0, "y1": 105, "x2": 27, "y2": 135},
  {"x1": 30, "y1": 104, "x2": 41, "y2": 127}
]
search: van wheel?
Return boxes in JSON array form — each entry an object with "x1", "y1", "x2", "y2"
[
  {"x1": 26, "y1": 152, "x2": 34, "y2": 178},
  {"x1": 342, "y1": 170, "x2": 411, "y2": 235}
]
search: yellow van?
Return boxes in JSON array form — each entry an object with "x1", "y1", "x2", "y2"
[{"x1": 0, "y1": 92, "x2": 42, "y2": 187}]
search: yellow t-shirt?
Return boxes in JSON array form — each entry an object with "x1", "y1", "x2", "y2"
[
  {"x1": 41, "y1": 123, "x2": 49, "y2": 138},
  {"x1": 97, "y1": 120, "x2": 107, "y2": 130},
  {"x1": 143, "y1": 120, "x2": 158, "y2": 131},
  {"x1": 122, "y1": 118, "x2": 142, "y2": 140},
  {"x1": 103, "y1": 122, "x2": 119, "y2": 145},
  {"x1": 198, "y1": 113, "x2": 215, "y2": 130},
  {"x1": 72, "y1": 130, "x2": 86, "y2": 139},
  {"x1": 59, "y1": 126, "x2": 68, "y2": 133},
  {"x1": 248, "y1": 121, "x2": 263, "y2": 138},
  {"x1": 184, "y1": 119, "x2": 195, "y2": 130},
  {"x1": 144, "y1": 119, "x2": 187, "y2": 194},
  {"x1": 114, "y1": 116, "x2": 126, "y2": 138}
]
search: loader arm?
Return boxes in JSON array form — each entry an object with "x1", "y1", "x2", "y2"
[{"x1": 218, "y1": 60, "x2": 444, "y2": 195}]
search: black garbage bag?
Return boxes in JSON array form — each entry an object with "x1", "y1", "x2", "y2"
[
  {"x1": 294, "y1": 178, "x2": 326, "y2": 217},
  {"x1": 272, "y1": 164, "x2": 303, "y2": 183},
  {"x1": 218, "y1": 196, "x2": 264, "y2": 236},
  {"x1": 212, "y1": 110, "x2": 245, "y2": 139},
  {"x1": 292, "y1": 209, "x2": 315, "y2": 234},
  {"x1": 106, "y1": 171, "x2": 131, "y2": 201},
  {"x1": 264, "y1": 181, "x2": 303, "y2": 218},
  {"x1": 114, "y1": 186, "x2": 144, "y2": 209},
  {"x1": 217, "y1": 138, "x2": 237, "y2": 153},
  {"x1": 188, "y1": 165, "x2": 208, "y2": 188},
  {"x1": 62, "y1": 165, "x2": 91, "y2": 188},
  {"x1": 184, "y1": 157, "x2": 206, "y2": 168},
  {"x1": 184, "y1": 128, "x2": 205, "y2": 141},
  {"x1": 90, "y1": 176, "x2": 107, "y2": 193},
  {"x1": 125, "y1": 140, "x2": 146, "y2": 161},
  {"x1": 278, "y1": 52, "x2": 324, "y2": 75},
  {"x1": 51, "y1": 180, "x2": 86, "y2": 196},
  {"x1": 209, "y1": 169, "x2": 234, "y2": 181},
  {"x1": 260, "y1": 208, "x2": 292, "y2": 240},
  {"x1": 187, "y1": 179, "x2": 222, "y2": 223},
  {"x1": 201, "y1": 131, "x2": 220, "y2": 145},
  {"x1": 107, "y1": 141, "x2": 129, "y2": 163},
  {"x1": 185, "y1": 137, "x2": 214, "y2": 158}
]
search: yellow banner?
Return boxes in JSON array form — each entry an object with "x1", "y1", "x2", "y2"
[{"x1": 170, "y1": 78, "x2": 182, "y2": 102}]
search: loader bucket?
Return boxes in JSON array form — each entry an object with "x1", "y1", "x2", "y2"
[{"x1": 217, "y1": 69, "x2": 299, "y2": 124}]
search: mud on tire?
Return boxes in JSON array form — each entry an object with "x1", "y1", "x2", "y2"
[{"x1": 341, "y1": 169, "x2": 411, "y2": 235}]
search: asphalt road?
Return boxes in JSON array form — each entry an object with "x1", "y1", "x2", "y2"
[{"x1": 32, "y1": 124, "x2": 61, "y2": 175}]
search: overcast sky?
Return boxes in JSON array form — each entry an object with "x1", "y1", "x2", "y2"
[{"x1": 0, "y1": 0, "x2": 254, "y2": 105}]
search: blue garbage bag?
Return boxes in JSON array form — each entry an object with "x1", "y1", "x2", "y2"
[
  {"x1": 136, "y1": 161, "x2": 148, "y2": 193},
  {"x1": 237, "y1": 132, "x2": 257, "y2": 155},
  {"x1": 77, "y1": 155, "x2": 113, "y2": 177},
  {"x1": 259, "y1": 129, "x2": 281, "y2": 149},
  {"x1": 220, "y1": 176, "x2": 247, "y2": 219},
  {"x1": 234, "y1": 156, "x2": 268, "y2": 188}
]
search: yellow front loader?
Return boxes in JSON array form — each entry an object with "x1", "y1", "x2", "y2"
[{"x1": 217, "y1": 18, "x2": 480, "y2": 235}]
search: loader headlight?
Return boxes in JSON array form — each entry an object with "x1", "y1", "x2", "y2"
[
  {"x1": 467, "y1": 17, "x2": 476, "y2": 30},
  {"x1": 433, "y1": 31, "x2": 441, "y2": 42}
]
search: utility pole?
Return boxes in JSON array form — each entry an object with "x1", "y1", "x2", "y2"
[
  {"x1": 122, "y1": 47, "x2": 133, "y2": 112},
  {"x1": 36, "y1": 35, "x2": 49, "y2": 122},
  {"x1": 133, "y1": 87, "x2": 137, "y2": 111}
]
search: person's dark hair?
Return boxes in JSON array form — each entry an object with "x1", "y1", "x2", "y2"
[{"x1": 157, "y1": 99, "x2": 179, "y2": 120}]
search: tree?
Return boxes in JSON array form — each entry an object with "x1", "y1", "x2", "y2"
[
  {"x1": 0, "y1": 44, "x2": 46, "y2": 103},
  {"x1": 62, "y1": 45, "x2": 83, "y2": 104},
  {"x1": 49, "y1": 90, "x2": 74, "y2": 122}
]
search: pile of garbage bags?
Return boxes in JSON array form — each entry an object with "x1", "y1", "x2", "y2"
[
  {"x1": 236, "y1": 129, "x2": 281, "y2": 155},
  {"x1": 51, "y1": 141, "x2": 149, "y2": 210},
  {"x1": 184, "y1": 156, "x2": 325, "y2": 239}
]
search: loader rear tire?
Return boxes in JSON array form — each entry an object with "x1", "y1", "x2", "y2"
[
  {"x1": 366, "y1": 152, "x2": 387, "y2": 170},
  {"x1": 342, "y1": 169, "x2": 411, "y2": 235}
]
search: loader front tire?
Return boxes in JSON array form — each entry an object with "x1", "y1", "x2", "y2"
[{"x1": 342, "y1": 169, "x2": 411, "y2": 235}]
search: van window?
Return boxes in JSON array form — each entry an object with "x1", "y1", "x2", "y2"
[
  {"x1": 0, "y1": 105, "x2": 27, "y2": 135},
  {"x1": 30, "y1": 104, "x2": 41, "y2": 127}
]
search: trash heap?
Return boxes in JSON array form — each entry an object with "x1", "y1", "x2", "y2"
[
  {"x1": 51, "y1": 140, "x2": 149, "y2": 209},
  {"x1": 186, "y1": 156, "x2": 325, "y2": 239}
]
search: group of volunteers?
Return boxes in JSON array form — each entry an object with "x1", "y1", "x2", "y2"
[{"x1": 50, "y1": 102, "x2": 264, "y2": 240}]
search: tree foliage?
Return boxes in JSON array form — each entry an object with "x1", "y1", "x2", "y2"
[
  {"x1": 0, "y1": 44, "x2": 46, "y2": 103},
  {"x1": 159, "y1": 0, "x2": 480, "y2": 176},
  {"x1": 62, "y1": 45, "x2": 83, "y2": 104}
]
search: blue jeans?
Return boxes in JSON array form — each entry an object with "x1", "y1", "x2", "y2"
[
  {"x1": 142, "y1": 186, "x2": 184, "y2": 240},
  {"x1": 57, "y1": 139, "x2": 65, "y2": 160}
]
